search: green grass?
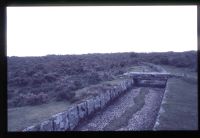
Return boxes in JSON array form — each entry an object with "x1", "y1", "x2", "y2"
[{"x1": 8, "y1": 101, "x2": 71, "y2": 131}]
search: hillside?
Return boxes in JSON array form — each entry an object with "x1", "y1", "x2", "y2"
[{"x1": 7, "y1": 51, "x2": 197, "y2": 108}]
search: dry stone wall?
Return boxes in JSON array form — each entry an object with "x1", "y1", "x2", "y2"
[
  {"x1": 22, "y1": 70, "x2": 176, "y2": 132},
  {"x1": 22, "y1": 78, "x2": 134, "y2": 131}
]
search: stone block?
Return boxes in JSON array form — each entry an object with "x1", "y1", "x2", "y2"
[
  {"x1": 86, "y1": 98, "x2": 95, "y2": 115},
  {"x1": 52, "y1": 111, "x2": 69, "y2": 131},
  {"x1": 100, "y1": 93, "x2": 106, "y2": 109},
  {"x1": 22, "y1": 124, "x2": 40, "y2": 132},
  {"x1": 138, "y1": 80, "x2": 166, "y2": 88},
  {"x1": 77, "y1": 101, "x2": 87, "y2": 120},
  {"x1": 40, "y1": 119, "x2": 53, "y2": 131},
  {"x1": 109, "y1": 89, "x2": 115, "y2": 100},
  {"x1": 68, "y1": 106, "x2": 79, "y2": 130},
  {"x1": 104, "y1": 90, "x2": 111, "y2": 105},
  {"x1": 94, "y1": 95, "x2": 101, "y2": 111}
]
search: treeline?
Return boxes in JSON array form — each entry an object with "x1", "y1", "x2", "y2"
[{"x1": 7, "y1": 51, "x2": 197, "y2": 108}]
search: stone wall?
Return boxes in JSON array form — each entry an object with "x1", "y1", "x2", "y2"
[
  {"x1": 22, "y1": 69, "x2": 174, "y2": 131},
  {"x1": 22, "y1": 78, "x2": 134, "y2": 131},
  {"x1": 124, "y1": 72, "x2": 174, "y2": 80}
]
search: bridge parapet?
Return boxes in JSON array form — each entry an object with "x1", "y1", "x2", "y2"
[{"x1": 123, "y1": 72, "x2": 174, "y2": 80}]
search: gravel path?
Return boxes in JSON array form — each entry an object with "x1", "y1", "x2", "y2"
[{"x1": 75, "y1": 87, "x2": 165, "y2": 131}]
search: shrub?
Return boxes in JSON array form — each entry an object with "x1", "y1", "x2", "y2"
[
  {"x1": 56, "y1": 91, "x2": 75, "y2": 102},
  {"x1": 10, "y1": 92, "x2": 49, "y2": 107},
  {"x1": 87, "y1": 72, "x2": 101, "y2": 84},
  {"x1": 25, "y1": 92, "x2": 48, "y2": 105},
  {"x1": 9, "y1": 77, "x2": 29, "y2": 87},
  {"x1": 44, "y1": 73, "x2": 57, "y2": 83}
]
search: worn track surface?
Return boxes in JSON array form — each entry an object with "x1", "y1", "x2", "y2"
[{"x1": 75, "y1": 87, "x2": 165, "y2": 131}]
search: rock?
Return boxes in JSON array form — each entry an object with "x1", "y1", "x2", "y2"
[
  {"x1": 113, "y1": 86, "x2": 120, "y2": 97},
  {"x1": 52, "y1": 111, "x2": 69, "y2": 131},
  {"x1": 138, "y1": 80, "x2": 166, "y2": 88},
  {"x1": 109, "y1": 89, "x2": 115, "y2": 100},
  {"x1": 22, "y1": 124, "x2": 40, "y2": 131},
  {"x1": 94, "y1": 95, "x2": 101, "y2": 110},
  {"x1": 104, "y1": 90, "x2": 111, "y2": 105},
  {"x1": 77, "y1": 101, "x2": 88, "y2": 120},
  {"x1": 40, "y1": 119, "x2": 53, "y2": 131},
  {"x1": 100, "y1": 93, "x2": 106, "y2": 109},
  {"x1": 86, "y1": 98, "x2": 95, "y2": 115},
  {"x1": 68, "y1": 106, "x2": 79, "y2": 130}
]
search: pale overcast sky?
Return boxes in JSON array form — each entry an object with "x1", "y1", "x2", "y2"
[{"x1": 7, "y1": 6, "x2": 197, "y2": 57}]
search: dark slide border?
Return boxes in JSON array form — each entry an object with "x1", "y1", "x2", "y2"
[{"x1": 0, "y1": 0, "x2": 199, "y2": 138}]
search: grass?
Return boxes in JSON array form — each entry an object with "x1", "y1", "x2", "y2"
[
  {"x1": 127, "y1": 65, "x2": 155, "y2": 72},
  {"x1": 154, "y1": 65, "x2": 198, "y2": 130},
  {"x1": 8, "y1": 77, "x2": 132, "y2": 131},
  {"x1": 155, "y1": 77, "x2": 198, "y2": 130},
  {"x1": 8, "y1": 101, "x2": 71, "y2": 131},
  {"x1": 161, "y1": 65, "x2": 197, "y2": 77},
  {"x1": 103, "y1": 88, "x2": 149, "y2": 131}
]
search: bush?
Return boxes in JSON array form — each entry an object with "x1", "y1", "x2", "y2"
[
  {"x1": 9, "y1": 77, "x2": 29, "y2": 87},
  {"x1": 87, "y1": 72, "x2": 101, "y2": 84},
  {"x1": 44, "y1": 73, "x2": 57, "y2": 83},
  {"x1": 56, "y1": 91, "x2": 75, "y2": 102},
  {"x1": 25, "y1": 92, "x2": 48, "y2": 105},
  {"x1": 10, "y1": 92, "x2": 48, "y2": 107}
]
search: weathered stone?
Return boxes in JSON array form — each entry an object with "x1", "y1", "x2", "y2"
[
  {"x1": 109, "y1": 89, "x2": 115, "y2": 100},
  {"x1": 100, "y1": 93, "x2": 106, "y2": 109},
  {"x1": 40, "y1": 119, "x2": 53, "y2": 131},
  {"x1": 86, "y1": 98, "x2": 95, "y2": 115},
  {"x1": 117, "y1": 85, "x2": 123, "y2": 94},
  {"x1": 22, "y1": 124, "x2": 40, "y2": 131},
  {"x1": 52, "y1": 111, "x2": 69, "y2": 131},
  {"x1": 121, "y1": 81, "x2": 126, "y2": 91},
  {"x1": 94, "y1": 95, "x2": 101, "y2": 111},
  {"x1": 104, "y1": 90, "x2": 111, "y2": 105},
  {"x1": 77, "y1": 101, "x2": 87, "y2": 119},
  {"x1": 113, "y1": 86, "x2": 119, "y2": 97},
  {"x1": 68, "y1": 106, "x2": 79, "y2": 130},
  {"x1": 124, "y1": 72, "x2": 173, "y2": 80},
  {"x1": 138, "y1": 80, "x2": 166, "y2": 88}
]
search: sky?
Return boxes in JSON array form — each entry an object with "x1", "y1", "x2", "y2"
[{"x1": 7, "y1": 6, "x2": 197, "y2": 57}]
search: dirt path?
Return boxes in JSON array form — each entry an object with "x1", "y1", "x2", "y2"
[{"x1": 75, "y1": 87, "x2": 165, "y2": 131}]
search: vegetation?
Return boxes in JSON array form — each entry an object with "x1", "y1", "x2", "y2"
[
  {"x1": 155, "y1": 78, "x2": 197, "y2": 130},
  {"x1": 7, "y1": 51, "x2": 197, "y2": 108}
]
